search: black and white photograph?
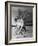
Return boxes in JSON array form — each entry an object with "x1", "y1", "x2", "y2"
[
  {"x1": 11, "y1": 6, "x2": 33, "y2": 38},
  {"x1": 5, "y1": 1, "x2": 37, "y2": 44}
]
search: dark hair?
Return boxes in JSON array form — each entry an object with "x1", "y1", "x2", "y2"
[
  {"x1": 15, "y1": 18, "x2": 17, "y2": 22},
  {"x1": 15, "y1": 16, "x2": 21, "y2": 22}
]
